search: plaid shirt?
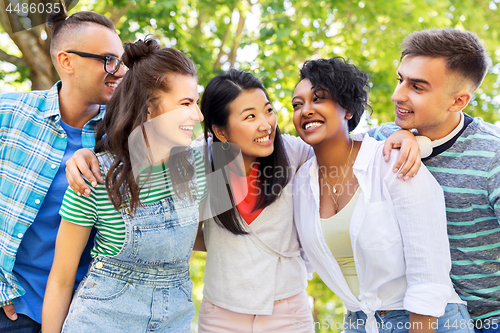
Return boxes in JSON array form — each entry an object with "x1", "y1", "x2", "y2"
[{"x1": 0, "y1": 81, "x2": 104, "y2": 306}]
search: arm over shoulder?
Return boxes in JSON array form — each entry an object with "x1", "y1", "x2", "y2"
[{"x1": 384, "y1": 153, "x2": 452, "y2": 317}]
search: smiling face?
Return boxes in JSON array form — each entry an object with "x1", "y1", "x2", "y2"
[
  {"x1": 391, "y1": 55, "x2": 463, "y2": 140},
  {"x1": 215, "y1": 88, "x2": 277, "y2": 165},
  {"x1": 68, "y1": 24, "x2": 125, "y2": 105},
  {"x1": 292, "y1": 79, "x2": 350, "y2": 147},
  {"x1": 146, "y1": 74, "x2": 203, "y2": 149}
]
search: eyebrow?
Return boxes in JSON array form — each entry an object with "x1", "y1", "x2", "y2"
[
  {"x1": 179, "y1": 97, "x2": 195, "y2": 103},
  {"x1": 397, "y1": 71, "x2": 430, "y2": 86},
  {"x1": 102, "y1": 52, "x2": 122, "y2": 58},
  {"x1": 240, "y1": 101, "x2": 271, "y2": 115}
]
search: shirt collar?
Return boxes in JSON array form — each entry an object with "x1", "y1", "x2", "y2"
[
  {"x1": 41, "y1": 81, "x2": 106, "y2": 123},
  {"x1": 426, "y1": 112, "x2": 465, "y2": 148},
  {"x1": 41, "y1": 81, "x2": 61, "y2": 119}
]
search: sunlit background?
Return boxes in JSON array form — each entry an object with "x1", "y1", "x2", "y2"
[{"x1": 2, "y1": 1, "x2": 500, "y2": 331}]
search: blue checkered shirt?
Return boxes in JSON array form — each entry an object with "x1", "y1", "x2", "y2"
[{"x1": 0, "y1": 81, "x2": 104, "y2": 306}]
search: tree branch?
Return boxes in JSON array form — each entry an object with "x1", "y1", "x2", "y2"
[
  {"x1": 213, "y1": 5, "x2": 234, "y2": 70},
  {"x1": 106, "y1": 3, "x2": 134, "y2": 26},
  {"x1": 229, "y1": 9, "x2": 245, "y2": 67},
  {"x1": 0, "y1": 49, "x2": 27, "y2": 67}
]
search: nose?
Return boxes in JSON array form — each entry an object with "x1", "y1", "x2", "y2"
[
  {"x1": 301, "y1": 101, "x2": 314, "y2": 117},
  {"x1": 391, "y1": 82, "x2": 406, "y2": 103},
  {"x1": 113, "y1": 62, "x2": 126, "y2": 78},
  {"x1": 258, "y1": 115, "x2": 272, "y2": 132},
  {"x1": 191, "y1": 104, "x2": 204, "y2": 122}
]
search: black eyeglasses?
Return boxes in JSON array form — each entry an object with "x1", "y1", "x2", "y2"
[{"x1": 66, "y1": 50, "x2": 123, "y2": 74}]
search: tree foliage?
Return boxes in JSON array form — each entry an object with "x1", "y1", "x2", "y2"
[{"x1": 2, "y1": 1, "x2": 500, "y2": 331}]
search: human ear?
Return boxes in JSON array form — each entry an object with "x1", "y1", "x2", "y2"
[
  {"x1": 212, "y1": 125, "x2": 228, "y2": 142},
  {"x1": 345, "y1": 111, "x2": 353, "y2": 120},
  {"x1": 57, "y1": 51, "x2": 74, "y2": 75},
  {"x1": 449, "y1": 90, "x2": 472, "y2": 112}
]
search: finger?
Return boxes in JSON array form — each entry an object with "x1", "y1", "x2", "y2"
[
  {"x1": 65, "y1": 172, "x2": 81, "y2": 196},
  {"x1": 77, "y1": 157, "x2": 98, "y2": 188},
  {"x1": 398, "y1": 150, "x2": 417, "y2": 179},
  {"x1": 88, "y1": 157, "x2": 103, "y2": 184},
  {"x1": 382, "y1": 142, "x2": 393, "y2": 162},
  {"x1": 402, "y1": 153, "x2": 421, "y2": 180},
  {"x1": 2, "y1": 304, "x2": 17, "y2": 321},
  {"x1": 65, "y1": 160, "x2": 91, "y2": 196},
  {"x1": 383, "y1": 138, "x2": 403, "y2": 163},
  {"x1": 393, "y1": 144, "x2": 410, "y2": 176}
]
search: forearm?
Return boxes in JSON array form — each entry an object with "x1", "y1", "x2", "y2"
[
  {"x1": 42, "y1": 219, "x2": 91, "y2": 332},
  {"x1": 409, "y1": 312, "x2": 437, "y2": 333},
  {"x1": 41, "y1": 273, "x2": 75, "y2": 333}
]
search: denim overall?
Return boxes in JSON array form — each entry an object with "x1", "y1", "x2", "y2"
[{"x1": 62, "y1": 154, "x2": 199, "y2": 333}]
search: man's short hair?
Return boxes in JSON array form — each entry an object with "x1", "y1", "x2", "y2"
[
  {"x1": 47, "y1": 2, "x2": 115, "y2": 63},
  {"x1": 401, "y1": 28, "x2": 489, "y2": 92}
]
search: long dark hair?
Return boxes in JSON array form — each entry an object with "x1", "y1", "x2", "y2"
[
  {"x1": 200, "y1": 69, "x2": 291, "y2": 235},
  {"x1": 94, "y1": 37, "x2": 197, "y2": 214}
]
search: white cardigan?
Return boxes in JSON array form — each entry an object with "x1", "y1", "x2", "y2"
[
  {"x1": 202, "y1": 135, "x2": 314, "y2": 315},
  {"x1": 293, "y1": 135, "x2": 463, "y2": 333}
]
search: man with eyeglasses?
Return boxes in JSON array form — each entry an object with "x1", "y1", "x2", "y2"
[{"x1": 0, "y1": 7, "x2": 124, "y2": 332}]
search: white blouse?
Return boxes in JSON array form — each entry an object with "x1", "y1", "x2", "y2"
[
  {"x1": 202, "y1": 135, "x2": 315, "y2": 315},
  {"x1": 293, "y1": 135, "x2": 464, "y2": 333}
]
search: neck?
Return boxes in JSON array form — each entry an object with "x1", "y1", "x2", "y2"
[
  {"x1": 418, "y1": 112, "x2": 462, "y2": 141},
  {"x1": 314, "y1": 136, "x2": 353, "y2": 169},
  {"x1": 243, "y1": 155, "x2": 257, "y2": 176},
  {"x1": 144, "y1": 130, "x2": 172, "y2": 165},
  {"x1": 58, "y1": 82, "x2": 100, "y2": 128}
]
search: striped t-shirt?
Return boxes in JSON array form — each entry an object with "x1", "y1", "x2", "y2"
[
  {"x1": 369, "y1": 114, "x2": 500, "y2": 322},
  {"x1": 60, "y1": 149, "x2": 207, "y2": 258}
]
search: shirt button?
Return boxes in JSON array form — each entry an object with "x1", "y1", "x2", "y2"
[
  {"x1": 61, "y1": 133, "x2": 66, "y2": 138},
  {"x1": 51, "y1": 164, "x2": 57, "y2": 169},
  {"x1": 35, "y1": 199, "x2": 40, "y2": 204},
  {"x1": 95, "y1": 262, "x2": 103, "y2": 269},
  {"x1": 17, "y1": 233, "x2": 23, "y2": 238}
]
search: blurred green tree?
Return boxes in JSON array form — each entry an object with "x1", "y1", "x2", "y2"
[{"x1": 2, "y1": 1, "x2": 500, "y2": 332}]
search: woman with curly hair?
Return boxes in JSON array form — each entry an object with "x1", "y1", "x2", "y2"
[{"x1": 292, "y1": 57, "x2": 472, "y2": 333}]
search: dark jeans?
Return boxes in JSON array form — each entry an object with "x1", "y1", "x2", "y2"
[{"x1": 0, "y1": 310, "x2": 40, "y2": 333}]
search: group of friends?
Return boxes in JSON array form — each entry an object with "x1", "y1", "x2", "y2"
[{"x1": 0, "y1": 4, "x2": 499, "y2": 333}]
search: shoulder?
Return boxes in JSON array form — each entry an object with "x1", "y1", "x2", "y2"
[
  {"x1": 368, "y1": 122, "x2": 401, "y2": 140},
  {"x1": 280, "y1": 133, "x2": 313, "y2": 167},
  {"x1": 458, "y1": 118, "x2": 500, "y2": 164},
  {"x1": 187, "y1": 146, "x2": 205, "y2": 166},
  {"x1": 294, "y1": 155, "x2": 315, "y2": 184},
  {"x1": 0, "y1": 88, "x2": 53, "y2": 105},
  {"x1": 469, "y1": 117, "x2": 500, "y2": 142},
  {"x1": 356, "y1": 135, "x2": 391, "y2": 168},
  {"x1": 280, "y1": 134, "x2": 312, "y2": 152},
  {"x1": 0, "y1": 88, "x2": 55, "y2": 119},
  {"x1": 96, "y1": 152, "x2": 114, "y2": 175}
]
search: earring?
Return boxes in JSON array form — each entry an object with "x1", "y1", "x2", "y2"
[{"x1": 221, "y1": 141, "x2": 230, "y2": 151}]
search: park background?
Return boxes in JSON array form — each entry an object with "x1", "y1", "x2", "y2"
[{"x1": 1, "y1": 0, "x2": 500, "y2": 331}]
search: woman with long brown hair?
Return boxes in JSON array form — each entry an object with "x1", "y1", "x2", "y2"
[{"x1": 42, "y1": 37, "x2": 206, "y2": 333}]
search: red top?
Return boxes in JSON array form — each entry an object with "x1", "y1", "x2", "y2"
[{"x1": 229, "y1": 164, "x2": 263, "y2": 225}]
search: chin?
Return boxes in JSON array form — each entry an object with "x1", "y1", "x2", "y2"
[{"x1": 394, "y1": 119, "x2": 411, "y2": 130}]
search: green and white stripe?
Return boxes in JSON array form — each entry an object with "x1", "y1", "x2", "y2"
[{"x1": 60, "y1": 149, "x2": 206, "y2": 257}]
